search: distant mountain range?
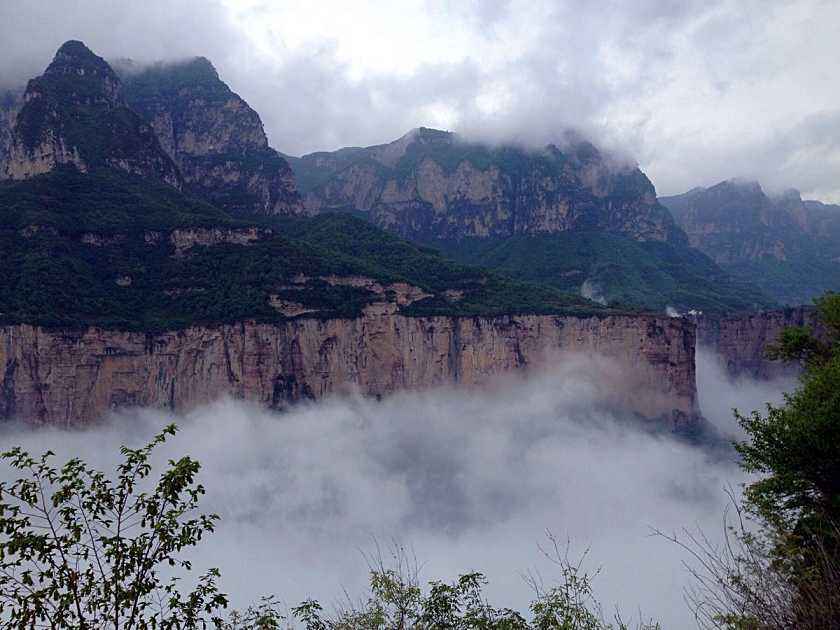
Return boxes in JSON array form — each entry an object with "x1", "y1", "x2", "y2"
[
  {"x1": 285, "y1": 129, "x2": 773, "y2": 312},
  {"x1": 2, "y1": 39, "x2": 839, "y2": 325},
  {"x1": 0, "y1": 41, "x2": 603, "y2": 330},
  {"x1": 661, "y1": 181, "x2": 840, "y2": 305}
]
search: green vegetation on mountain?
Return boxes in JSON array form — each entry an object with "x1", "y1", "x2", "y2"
[
  {"x1": 671, "y1": 293, "x2": 840, "y2": 628},
  {"x1": 432, "y1": 232, "x2": 776, "y2": 313},
  {"x1": 286, "y1": 128, "x2": 782, "y2": 312},
  {"x1": 0, "y1": 168, "x2": 608, "y2": 331},
  {"x1": 118, "y1": 56, "x2": 232, "y2": 104},
  {"x1": 279, "y1": 212, "x2": 604, "y2": 318},
  {"x1": 12, "y1": 41, "x2": 178, "y2": 183}
]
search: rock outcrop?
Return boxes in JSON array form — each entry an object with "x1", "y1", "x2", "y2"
[
  {"x1": 0, "y1": 312, "x2": 698, "y2": 428},
  {"x1": 119, "y1": 57, "x2": 303, "y2": 216},
  {"x1": 0, "y1": 89, "x2": 22, "y2": 166},
  {"x1": 289, "y1": 128, "x2": 686, "y2": 243},
  {"x1": 1, "y1": 41, "x2": 180, "y2": 187},
  {"x1": 695, "y1": 307, "x2": 819, "y2": 378}
]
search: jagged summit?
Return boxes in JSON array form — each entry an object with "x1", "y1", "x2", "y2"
[
  {"x1": 1, "y1": 41, "x2": 181, "y2": 186},
  {"x1": 49, "y1": 40, "x2": 115, "y2": 77},
  {"x1": 0, "y1": 40, "x2": 302, "y2": 216}
]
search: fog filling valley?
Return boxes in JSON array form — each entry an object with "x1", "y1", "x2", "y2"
[{"x1": 0, "y1": 350, "x2": 795, "y2": 627}]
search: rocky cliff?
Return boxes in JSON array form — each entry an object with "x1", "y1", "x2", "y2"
[
  {"x1": 0, "y1": 310, "x2": 697, "y2": 428},
  {"x1": 119, "y1": 57, "x2": 303, "y2": 217},
  {"x1": 0, "y1": 41, "x2": 180, "y2": 187},
  {"x1": 695, "y1": 307, "x2": 819, "y2": 378},
  {"x1": 661, "y1": 181, "x2": 840, "y2": 304},
  {"x1": 0, "y1": 89, "x2": 22, "y2": 166},
  {"x1": 289, "y1": 128, "x2": 686, "y2": 243}
]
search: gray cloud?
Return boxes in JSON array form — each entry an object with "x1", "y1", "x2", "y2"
[
  {"x1": 1, "y1": 0, "x2": 837, "y2": 199},
  {"x1": 0, "y1": 352, "x2": 787, "y2": 627}
]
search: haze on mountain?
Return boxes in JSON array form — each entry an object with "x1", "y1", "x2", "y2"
[
  {"x1": 0, "y1": 39, "x2": 780, "y2": 322},
  {"x1": 662, "y1": 180, "x2": 840, "y2": 305},
  {"x1": 1, "y1": 1, "x2": 839, "y2": 202}
]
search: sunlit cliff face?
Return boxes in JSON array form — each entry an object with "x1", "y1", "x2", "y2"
[{"x1": 0, "y1": 351, "x2": 793, "y2": 627}]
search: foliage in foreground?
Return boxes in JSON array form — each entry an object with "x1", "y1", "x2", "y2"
[
  {"x1": 664, "y1": 292, "x2": 840, "y2": 629},
  {"x1": 0, "y1": 424, "x2": 227, "y2": 628},
  {"x1": 288, "y1": 539, "x2": 659, "y2": 630},
  {"x1": 0, "y1": 425, "x2": 657, "y2": 629}
]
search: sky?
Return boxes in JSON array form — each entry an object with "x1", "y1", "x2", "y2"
[
  {"x1": 0, "y1": 0, "x2": 838, "y2": 200},
  {"x1": 0, "y1": 350, "x2": 793, "y2": 628}
]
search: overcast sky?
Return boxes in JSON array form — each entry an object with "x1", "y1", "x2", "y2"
[{"x1": 1, "y1": 0, "x2": 838, "y2": 200}]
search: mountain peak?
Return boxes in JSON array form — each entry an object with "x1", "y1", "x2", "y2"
[
  {"x1": 2, "y1": 40, "x2": 180, "y2": 187},
  {"x1": 48, "y1": 40, "x2": 117, "y2": 80}
]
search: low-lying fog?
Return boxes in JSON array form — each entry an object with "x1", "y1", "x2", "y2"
[{"x1": 0, "y1": 349, "x2": 795, "y2": 627}]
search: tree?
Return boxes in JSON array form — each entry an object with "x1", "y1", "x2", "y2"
[
  {"x1": 290, "y1": 536, "x2": 659, "y2": 630},
  {"x1": 738, "y1": 293, "x2": 840, "y2": 538},
  {"x1": 0, "y1": 424, "x2": 228, "y2": 629},
  {"x1": 664, "y1": 293, "x2": 840, "y2": 629}
]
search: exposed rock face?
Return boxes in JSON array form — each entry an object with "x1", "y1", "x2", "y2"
[
  {"x1": 661, "y1": 181, "x2": 840, "y2": 304},
  {"x1": 0, "y1": 312, "x2": 697, "y2": 428},
  {"x1": 168, "y1": 226, "x2": 271, "y2": 255},
  {"x1": 1, "y1": 41, "x2": 180, "y2": 187},
  {"x1": 120, "y1": 57, "x2": 303, "y2": 217},
  {"x1": 0, "y1": 89, "x2": 22, "y2": 166},
  {"x1": 289, "y1": 128, "x2": 686, "y2": 243},
  {"x1": 662, "y1": 181, "x2": 804, "y2": 265},
  {"x1": 695, "y1": 307, "x2": 819, "y2": 378}
]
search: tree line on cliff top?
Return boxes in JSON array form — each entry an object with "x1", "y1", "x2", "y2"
[{"x1": 1, "y1": 294, "x2": 839, "y2": 628}]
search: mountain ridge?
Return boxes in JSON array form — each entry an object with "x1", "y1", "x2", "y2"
[{"x1": 661, "y1": 179, "x2": 840, "y2": 304}]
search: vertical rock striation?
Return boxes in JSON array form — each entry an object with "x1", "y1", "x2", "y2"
[
  {"x1": 695, "y1": 307, "x2": 820, "y2": 378},
  {"x1": 0, "y1": 312, "x2": 697, "y2": 428}
]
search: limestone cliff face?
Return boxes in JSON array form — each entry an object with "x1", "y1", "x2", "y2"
[
  {"x1": 695, "y1": 307, "x2": 818, "y2": 378},
  {"x1": 0, "y1": 312, "x2": 697, "y2": 428},
  {"x1": 1, "y1": 41, "x2": 180, "y2": 187},
  {"x1": 0, "y1": 90, "x2": 22, "y2": 167},
  {"x1": 120, "y1": 57, "x2": 303, "y2": 217},
  {"x1": 290, "y1": 128, "x2": 685, "y2": 244}
]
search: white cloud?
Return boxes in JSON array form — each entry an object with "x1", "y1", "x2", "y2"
[
  {"x1": 1, "y1": 0, "x2": 838, "y2": 199},
  {"x1": 0, "y1": 352, "x2": 792, "y2": 627}
]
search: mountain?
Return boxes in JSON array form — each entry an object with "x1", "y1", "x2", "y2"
[
  {"x1": 661, "y1": 180, "x2": 840, "y2": 305},
  {"x1": 287, "y1": 129, "x2": 775, "y2": 313},
  {"x1": 289, "y1": 127, "x2": 686, "y2": 243},
  {"x1": 0, "y1": 41, "x2": 180, "y2": 187},
  {"x1": 0, "y1": 167, "x2": 605, "y2": 331},
  {"x1": 0, "y1": 41, "x2": 705, "y2": 427},
  {"x1": 118, "y1": 57, "x2": 303, "y2": 217}
]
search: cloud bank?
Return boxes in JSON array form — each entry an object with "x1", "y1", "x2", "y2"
[
  {"x1": 0, "y1": 351, "x2": 792, "y2": 627},
  {"x1": 1, "y1": 0, "x2": 839, "y2": 201}
]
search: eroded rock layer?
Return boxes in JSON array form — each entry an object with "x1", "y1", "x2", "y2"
[{"x1": 0, "y1": 312, "x2": 697, "y2": 427}]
